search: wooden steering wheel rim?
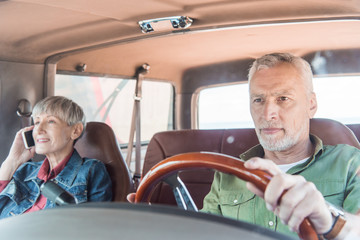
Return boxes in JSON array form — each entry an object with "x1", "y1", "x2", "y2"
[{"x1": 135, "y1": 152, "x2": 318, "y2": 240}]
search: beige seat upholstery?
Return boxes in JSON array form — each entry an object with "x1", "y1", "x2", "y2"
[
  {"x1": 75, "y1": 122, "x2": 134, "y2": 201},
  {"x1": 143, "y1": 118, "x2": 360, "y2": 208}
]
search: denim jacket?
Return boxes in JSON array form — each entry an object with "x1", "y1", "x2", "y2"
[{"x1": 0, "y1": 150, "x2": 112, "y2": 219}]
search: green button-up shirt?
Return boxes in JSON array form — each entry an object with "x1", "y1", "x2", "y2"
[{"x1": 201, "y1": 135, "x2": 360, "y2": 238}]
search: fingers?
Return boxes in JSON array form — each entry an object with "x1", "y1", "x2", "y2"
[
  {"x1": 16, "y1": 126, "x2": 34, "y2": 138},
  {"x1": 264, "y1": 174, "x2": 306, "y2": 212},
  {"x1": 14, "y1": 126, "x2": 35, "y2": 148},
  {"x1": 7, "y1": 126, "x2": 35, "y2": 164},
  {"x1": 265, "y1": 174, "x2": 332, "y2": 233},
  {"x1": 265, "y1": 173, "x2": 309, "y2": 232},
  {"x1": 246, "y1": 182, "x2": 264, "y2": 198},
  {"x1": 282, "y1": 184, "x2": 331, "y2": 233},
  {"x1": 244, "y1": 157, "x2": 332, "y2": 234},
  {"x1": 273, "y1": 178, "x2": 310, "y2": 231},
  {"x1": 244, "y1": 157, "x2": 282, "y2": 201},
  {"x1": 127, "y1": 193, "x2": 136, "y2": 203},
  {"x1": 244, "y1": 157, "x2": 281, "y2": 176}
]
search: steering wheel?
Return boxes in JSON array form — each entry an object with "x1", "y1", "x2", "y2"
[{"x1": 135, "y1": 152, "x2": 318, "y2": 240}]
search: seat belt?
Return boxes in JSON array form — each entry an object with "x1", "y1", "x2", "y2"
[{"x1": 126, "y1": 63, "x2": 150, "y2": 189}]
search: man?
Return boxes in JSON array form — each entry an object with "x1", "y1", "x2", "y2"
[{"x1": 201, "y1": 53, "x2": 360, "y2": 239}]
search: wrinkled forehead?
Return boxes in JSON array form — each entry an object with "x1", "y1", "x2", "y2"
[
  {"x1": 251, "y1": 62, "x2": 313, "y2": 94},
  {"x1": 251, "y1": 64, "x2": 305, "y2": 87}
]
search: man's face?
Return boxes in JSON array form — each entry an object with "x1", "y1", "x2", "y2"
[{"x1": 249, "y1": 63, "x2": 317, "y2": 151}]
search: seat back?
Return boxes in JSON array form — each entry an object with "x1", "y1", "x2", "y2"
[
  {"x1": 143, "y1": 118, "x2": 360, "y2": 208},
  {"x1": 75, "y1": 122, "x2": 134, "y2": 201},
  {"x1": 346, "y1": 124, "x2": 360, "y2": 143}
]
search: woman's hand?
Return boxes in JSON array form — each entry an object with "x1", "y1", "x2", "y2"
[
  {"x1": 244, "y1": 157, "x2": 332, "y2": 235},
  {"x1": 127, "y1": 192, "x2": 136, "y2": 203},
  {"x1": 0, "y1": 126, "x2": 35, "y2": 180}
]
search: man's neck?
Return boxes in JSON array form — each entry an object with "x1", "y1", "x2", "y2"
[{"x1": 263, "y1": 138, "x2": 314, "y2": 165}]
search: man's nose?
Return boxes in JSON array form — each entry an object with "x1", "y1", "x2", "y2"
[{"x1": 263, "y1": 101, "x2": 278, "y2": 121}]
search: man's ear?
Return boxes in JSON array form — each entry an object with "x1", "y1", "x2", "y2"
[
  {"x1": 309, "y1": 92, "x2": 318, "y2": 118},
  {"x1": 71, "y1": 123, "x2": 84, "y2": 140}
]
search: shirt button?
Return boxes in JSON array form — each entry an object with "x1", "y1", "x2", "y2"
[
  {"x1": 233, "y1": 199, "x2": 238, "y2": 203},
  {"x1": 268, "y1": 221, "x2": 274, "y2": 226}
]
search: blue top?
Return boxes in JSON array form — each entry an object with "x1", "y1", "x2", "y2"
[{"x1": 0, "y1": 150, "x2": 112, "y2": 219}]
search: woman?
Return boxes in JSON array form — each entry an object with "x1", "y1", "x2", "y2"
[{"x1": 0, "y1": 96, "x2": 112, "y2": 218}]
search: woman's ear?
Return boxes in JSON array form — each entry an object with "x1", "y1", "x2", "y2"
[{"x1": 71, "y1": 123, "x2": 84, "y2": 140}]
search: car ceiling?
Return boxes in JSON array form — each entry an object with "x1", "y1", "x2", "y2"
[{"x1": 1, "y1": 0, "x2": 360, "y2": 84}]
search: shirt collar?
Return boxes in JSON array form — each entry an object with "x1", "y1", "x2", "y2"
[
  {"x1": 37, "y1": 149, "x2": 74, "y2": 182},
  {"x1": 239, "y1": 134, "x2": 324, "y2": 172},
  {"x1": 24, "y1": 150, "x2": 83, "y2": 184}
]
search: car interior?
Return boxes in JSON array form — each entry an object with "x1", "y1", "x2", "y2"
[
  {"x1": 74, "y1": 121, "x2": 134, "y2": 201},
  {"x1": 1, "y1": 0, "x2": 360, "y2": 239},
  {"x1": 142, "y1": 118, "x2": 360, "y2": 208}
]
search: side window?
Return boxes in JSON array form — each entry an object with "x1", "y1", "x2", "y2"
[
  {"x1": 197, "y1": 76, "x2": 360, "y2": 129},
  {"x1": 198, "y1": 83, "x2": 254, "y2": 129},
  {"x1": 313, "y1": 76, "x2": 360, "y2": 124},
  {"x1": 55, "y1": 74, "x2": 174, "y2": 145}
]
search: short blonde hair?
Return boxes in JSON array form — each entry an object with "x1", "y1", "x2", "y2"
[{"x1": 32, "y1": 96, "x2": 86, "y2": 128}]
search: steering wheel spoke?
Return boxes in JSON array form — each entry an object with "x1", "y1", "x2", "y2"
[{"x1": 164, "y1": 174, "x2": 198, "y2": 212}]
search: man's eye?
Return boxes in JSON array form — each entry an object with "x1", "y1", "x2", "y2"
[
  {"x1": 253, "y1": 98, "x2": 262, "y2": 103},
  {"x1": 278, "y1": 96, "x2": 288, "y2": 101}
]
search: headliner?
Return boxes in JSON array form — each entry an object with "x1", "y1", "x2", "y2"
[{"x1": 1, "y1": 0, "x2": 360, "y2": 83}]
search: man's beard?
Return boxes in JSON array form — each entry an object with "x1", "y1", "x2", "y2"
[{"x1": 255, "y1": 122, "x2": 305, "y2": 152}]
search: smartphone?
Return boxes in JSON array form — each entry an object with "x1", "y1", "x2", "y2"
[{"x1": 22, "y1": 129, "x2": 35, "y2": 149}]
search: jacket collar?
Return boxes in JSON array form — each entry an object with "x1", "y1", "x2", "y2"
[
  {"x1": 24, "y1": 150, "x2": 83, "y2": 187},
  {"x1": 54, "y1": 150, "x2": 83, "y2": 187}
]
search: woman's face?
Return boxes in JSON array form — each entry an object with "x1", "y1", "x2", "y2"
[{"x1": 32, "y1": 112, "x2": 77, "y2": 161}]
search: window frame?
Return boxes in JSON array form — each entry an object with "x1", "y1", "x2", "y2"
[
  {"x1": 55, "y1": 70, "x2": 176, "y2": 145},
  {"x1": 193, "y1": 74, "x2": 360, "y2": 130}
]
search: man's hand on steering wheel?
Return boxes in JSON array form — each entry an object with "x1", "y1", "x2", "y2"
[
  {"x1": 129, "y1": 152, "x2": 320, "y2": 239},
  {"x1": 244, "y1": 157, "x2": 333, "y2": 235}
]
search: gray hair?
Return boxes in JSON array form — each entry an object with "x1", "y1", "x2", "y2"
[
  {"x1": 32, "y1": 96, "x2": 86, "y2": 128},
  {"x1": 248, "y1": 53, "x2": 314, "y2": 94}
]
